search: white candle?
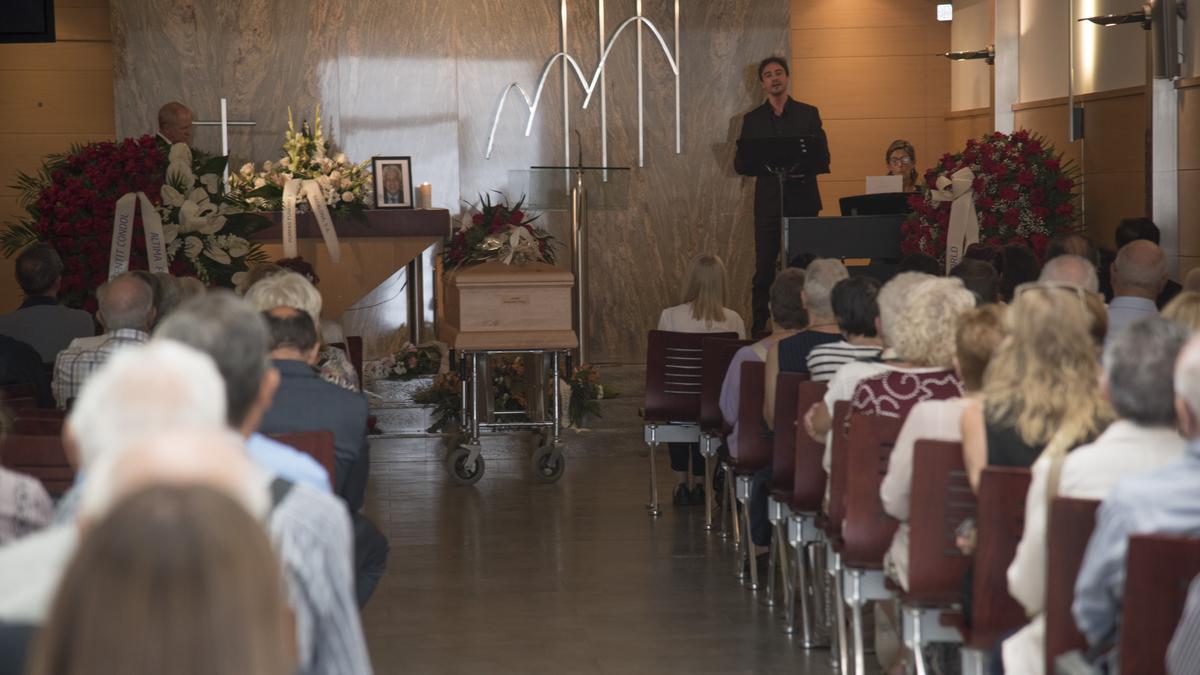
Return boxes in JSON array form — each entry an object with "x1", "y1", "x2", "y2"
[{"x1": 418, "y1": 182, "x2": 432, "y2": 209}]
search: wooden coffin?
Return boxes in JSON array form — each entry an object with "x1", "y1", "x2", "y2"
[{"x1": 440, "y1": 261, "x2": 578, "y2": 350}]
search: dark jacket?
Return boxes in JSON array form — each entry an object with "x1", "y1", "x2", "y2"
[
  {"x1": 259, "y1": 359, "x2": 370, "y2": 512},
  {"x1": 735, "y1": 98, "x2": 831, "y2": 220}
]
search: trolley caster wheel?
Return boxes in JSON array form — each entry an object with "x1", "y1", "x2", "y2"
[
  {"x1": 446, "y1": 446, "x2": 485, "y2": 485},
  {"x1": 531, "y1": 445, "x2": 565, "y2": 483}
]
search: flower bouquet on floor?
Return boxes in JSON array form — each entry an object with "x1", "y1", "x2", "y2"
[
  {"x1": 364, "y1": 342, "x2": 447, "y2": 381},
  {"x1": 901, "y1": 129, "x2": 1080, "y2": 265},
  {"x1": 443, "y1": 193, "x2": 557, "y2": 268},
  {"x1": 565, "y1": 364, "x2": 616, "y2": 429}
]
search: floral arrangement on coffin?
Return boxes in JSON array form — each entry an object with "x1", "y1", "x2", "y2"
[
  {"x1": 901, "y1": 130, "x2": 1080, "y2": 263},
  {"x1": 1, "y1": 136, "x2": 269, "y2": 310},
  {"x1": 227, "y1": 106, "x2": 373, "y2": 213},
  {"x1": 364, "y1": 342, "x2": 446, "y2": 381},
  {"x1": 443, "y1": 193, "x2": 557, "y2": 268}
]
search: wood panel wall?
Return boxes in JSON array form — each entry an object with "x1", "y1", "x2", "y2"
[
  {"x1": 1177, "y1": 82, "x2": 1200, "y2": 278},
  {"x1": 946, "y1": 107, "x2": 994, "y2": 155},
  {"x1": 0, "y1": 0, "x2": 114, "y2": 311},
  {"x1": 790, "y1": 0, "x2": 951, "y2": 215}
]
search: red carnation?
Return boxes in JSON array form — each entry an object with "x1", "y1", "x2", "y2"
[
  {"x1": 509, "y1": 210, "x2": 524, "y2": 224},
  {"x1": 1056, "y1": 203, "x2": 1074, "y2": 216},
  {"x1": 999, "y1": 186, "x2": 1019, "y2": 202},
  {"x1": 1003, "y1": 209, "x2": 1020, "y2": 226},
  {"x1": 472, "y1": 213, "x2": 485, "y2": 225},
  {"x1": 977, "y1": 196, "x2": 995, "y2": 210},
  {"x1": 1056, "y1": 177, "x2": 1074, "y2": 192},
  {"x1": 1045, "y1": 159, "x2": 1061, "y2": 172},
  {"x1": 1016, "y1": 171, "x2": 1035, "y2": 187}
]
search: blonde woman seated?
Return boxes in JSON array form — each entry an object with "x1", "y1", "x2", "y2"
[
  {"x1": 1165, "y1": 290, "x2": 1200, "y2": 330},
  {"x1": 244, "y1": 272, "x2": 360, "y2": 392},
  {"x1": 657, "y1": 253, "x2": 746, "y2": 505}
]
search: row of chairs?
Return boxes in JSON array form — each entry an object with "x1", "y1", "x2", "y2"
[{"x1": 641, "y1": 329, "x2": 1200, "y2": 674}]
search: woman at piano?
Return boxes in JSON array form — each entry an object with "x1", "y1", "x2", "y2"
[{"x1": 885, "y1": 139, "x2": 921, "y2": 192}]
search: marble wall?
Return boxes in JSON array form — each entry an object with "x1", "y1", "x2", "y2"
[{"x1": 111, "y1": 0, "x2": 788, "y2": 362}]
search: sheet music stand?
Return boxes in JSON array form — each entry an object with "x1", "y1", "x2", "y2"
[{"x1": 735, "y1": 134, "x2": 830, "y2": 267}]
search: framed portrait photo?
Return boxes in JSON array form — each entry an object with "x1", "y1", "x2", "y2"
[{"x1": 372, "y1": 156, "x2": 413, "y2": 209}]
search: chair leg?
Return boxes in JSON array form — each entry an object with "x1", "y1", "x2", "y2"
[
  {"x1": 646, "y1": 435, "x2": 662, "y2": 517},
  {"x1": 704, "y1": 455, "x2": 715, "y2": 531},
  {"x1": 910, "y1": 606, "x2": 928, "y2": 675},
  {"x1": 848, "y1": 570, "x2": 866, "y2": 675},
  {"x1": 791, "y1": 538, "x2": 810, "y2": 642},
  {"x1": 728, "y1": 472, "x2": 741, "y2": 551},
  {"x1": 806, "y1": 540, "x2": 832, "y2": 648},
  {"x1": 742, "y1": 489, "x2": 759, "y2": 590},
  {"x1": 765, "y1": 525, "x2": 778, "y2": 606},
  {"x1": 832, "y1": 552, "x2": 850, "y2": 673}
]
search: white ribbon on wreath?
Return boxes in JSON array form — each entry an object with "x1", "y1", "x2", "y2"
[
  {"x1": 281, "y1": 178, "x2": 341, "y2": 263},
  {"x1": 930, "y1": 167, "x2": 980, "y2": 274},
  {"x1": 109, "y1": 191, "x2": 169, "y2": 278}
]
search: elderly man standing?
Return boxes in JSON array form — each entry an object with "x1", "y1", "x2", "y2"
[
  {"x1": 51, "y1": 273, "x2": 154, "y2": 409},
  {"x1": 1108, "y1": 240, "x2": 1167, "y2": 338},
  {"x1": 156, "y1": 101, "x2": 193, "y2": 147}
]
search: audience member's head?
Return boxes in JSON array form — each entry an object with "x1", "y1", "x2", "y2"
[
  {"x1": 1164, "y1": 291, "x2": 1200, "y2": 331},
  {"x1": 151, "y1": 273, "x2": 182, "y2": 323},
  {"x1": 954, "y1": 304, "x2": 1007, "y2": 392},
  {"x1": 675, "y1": 253, "x2": 729, "y2": 324},
  {"x1": 897, "y1": 252, "x2": 942, "y2": 276},
  {"x1": 950, "y1": 258, "x2": 1001, "y2": 304},
  {"x1": 999, "y1": 245, "x2": 1041, "y2": 302},
  {"x1": 15, "y1": 244, "x2": 64, "y2": 297},
  {"x1": 1039, "y1": 254, "x2": 1100, "y2": 294},
  {"x1": 1103, "y1": 317, "x2": 1188, "y2": 428},
  {"x1": 1111, "y1": 240, "x2": 1167, "y2": 299},
  {"x1": 275, "y1": 257, "x2": 320, "y2": 286},
  {"x1": 263, "y1": 307, "x2": 320, "y2": 365},
  {"x1": 985, "y1": 284, "x2": 1111, "y2": 448},
  {"x1": 65, "y1": 340, "x2": 226, "y2": 473},
  {"x1": 964, "y1": 243, "x2": 1004, "y2": 276},
  {"x1": 1174, "y1": 334, "x2": 1200, "y2": 439},
  {"x1": 1045, "y1": 233, "x2": 1101, "y2": 269},
  {"x1": 237, "y1": 262, "x2": 284, "y2": 296},
  {"x1": 888, "y1": 277, "x2": 975, "y2": 368},
  {"x1": 1185, "y1": 268, "x2": 1200, "y2": 293},
  {"x1": 244, "y1": 271, "x2": 324, "y2": 328},
  {"x1": 1115, "y1": 217, "x2": 1160, "y2": 248},
  {"x1": 876, "y1": 272, "x2": 933, "y2": 347},
  {"x1": 157, "y1": 101, "x2": 194, "y2": 145},
  {"x1": 177, "y1": 276, "x2": 207, "y2": 301},
  {"x1": 787, "y1": 252, "x2": 816, "y2": 270},
  {"x1": 801, "y1": 259, "x2": 849, "y2": 320},
  {"x1": 96, "y1": 273, "x2": 155, "y2": 333},
  {"x1": 768, "y1": 268, "x2": 808, "y2": 330},
  {"x1": 155, "y1": 292, "x2": 277, "y2": 436},
  {"x1": 28, "y1": 486, "x2": 293, "y2": 675},
  {"x1": 830, "y1": 276, "x2": 880, "y2": 339}
]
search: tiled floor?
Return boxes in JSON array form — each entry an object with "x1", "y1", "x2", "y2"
[{"x1": 360, "y1": 366, "x2": 842, "y2": 674}]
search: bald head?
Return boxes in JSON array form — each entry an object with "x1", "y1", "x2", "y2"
[
  {"x1": 1039, "y1": 254, "x2": 1099, "y2": 294},
  {"x1": 97, "y1": 272, "x2": 155, "y2": 332},
  {"x1": 1112, "y1": 240, "x2": 1167, "y2": 299},
  {"x1": 158, "y1": 101, "x2": 193, "y2": 145}
]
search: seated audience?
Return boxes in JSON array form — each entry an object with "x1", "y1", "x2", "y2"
[
  {"x1": 804, "y1": 276, "x2": 883, "y2": 382},
  {"x1": 245, "y1": 272, "x2": 360, "y2": 392},
  {"x1": 1107, "y1": 239, "x2": 1166, "y2": 340},
  {"x1": 881, "y1": 304, "x2": 1006, "y2": 590},
  {"x1": 1044, "y1": 232, "x2": 1101, "y2": 269},
  {"x1": 764, "y1": 258, "x2": 848, "y2": 423},
  {"x1": 25, "y1": 485, "x2": 295, "y2": 675},
  {"x1": 1165, "y1": 291, "x2": 1200, "y2": 330},
  {"x1": 176, "y1": 275, "x2": 207, "y2": 300},
  {"x1": 0, "y1": 245, "x2": 93, "y2": 365},
  {"x1": 0, "y1": 406, "x2": 53, "y2": 545},
  {"x1": 950, "y1": 258, "x2": 1000, "y2": 304},
  {"x1": 1114, "y1": 217, "x2": 1182, "y2": 307},
  {"x1": 1186, "y1": 268, "x2": 1200, "y2": 293},
  {"x1": 999, "y1": 244, "x2": 1040, "y2": 302},
  {"x1": 151, "y1": 271, "x2": 183, "y2": 321},
  {"x1": 275, "y1": 257, "x2": 347, "y2": 345},
  {"x1": 897, "y1": 252, "x2": 942, "y2": 276},
  {"x1": 1038, "y1": 254, "x2": 1100, "y2": 294},
  {"x1": 237, "y1": 262, "x2": 284, "y2": 295},
  {"x1": 1073, "y1": 332, "x2": 1200, "y2": 661},
  {"x1": 961, "y1": 283, "x2": 1110, "y2": 489},
  {"x1": 0, "y1": 336, "x2": 53, "y2": 408},
  {"x1": 657, "y1": 253, "x2": 746, "y2": 505},
  {"x1": 719, "y1": 269, "x2": 807, "y2": 465},
  {"x1": 51, "y1": 273, "x2": 154, "y2": 409},
  {"x1": 1002, "y1": 317, "x2": 1187, "y2": 675}
]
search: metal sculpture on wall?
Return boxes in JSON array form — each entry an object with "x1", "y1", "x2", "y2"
[{"x1": 485, "y1": 0, "x2": 681, "y2": 169}]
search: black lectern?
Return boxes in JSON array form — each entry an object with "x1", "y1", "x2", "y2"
[{"x1": 736, "y1": 134, "x2": 830, "y2": 267}]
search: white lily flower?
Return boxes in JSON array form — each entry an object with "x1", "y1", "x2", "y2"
[
  {"x1": 162, "y1": 223, "x2": 180, "y2": 244},
  {"x1": 168, "y1": 143, "x2": 193, "y2": 165},
  {"x1": 161, "y1": 184, "x2": 185, "y2": 207},
  {"x1": 263, "y1": 160, "x2": 274, "y2": 172},
  {"x1": 340, "y1": 178, "x2": 352, "y2": 189},
  {"x1": 166, "y1": 161, "x2": 195, "y2": 190},
  {"x1": 227, "y1": 236, "x2": 250, "y2": 258},
  {"x1": 317, "y1": 175, "x2": 332, "y2": 189},
  {"x1": 239, "y1": 162, "x2": 255, "y2": 176},
  {"x1": 184, "y1": 236, "x2": 204, "y2": 258},
  {"x1": 197, "y1": 214, "x2": 226, "y2": 235},
  {"x1": 187, "y1": 187, "x2": 211, "y2": 206},
  {"x1": 178, "y1": 202, "x2": 202, "y2": 232},
  {"x1": 199, "y1": 173, "x2": 221, "y2": 194},
  {"x1": 203, "y1": 243, "x2": 232, "y2": 265},
  {"x1": 329, "y1": 170, "x2": 341, "y2": 181},
  {"x1": 253, "y1": 177, "x2": 267, "y2": 188},
  {"x1": 342, "y1": 191, "x2": 355, "y2": 203},
  {"x1": 335, "y1": 152, "x2": 348, "y2": 164}
]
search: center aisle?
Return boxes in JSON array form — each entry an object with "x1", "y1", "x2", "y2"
[{"x1": 360, "y1": 366, "x2": 840, "y2": 674}]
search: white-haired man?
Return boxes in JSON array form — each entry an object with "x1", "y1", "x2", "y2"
[
  {"x1": 1039, "y1": 254, "x2": 1100, "y2": 295},
  {"x1": 1107, "y1": 240, "x2": 1167, "y2": 339},
  {"x1": 1072, "y1": 331, "x2": 1200, "y2": 666}
]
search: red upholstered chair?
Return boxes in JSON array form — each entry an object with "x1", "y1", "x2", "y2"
[
  {"x1": 780, "y1": 379, "x2": 828, "y2": 645},
  {"x1": 822, "y1": 400, "x2": 853, "y2": 671},
  {"x1": 698, "y1": 337, "x2": 751, "y2": 532},
  {"x1": 643, "y1": 330, "x2": 736, "y2": 516},
  {"x1": 840, "y1": 413, "x2": 904, "y2": 675},
  {"x1": 12, "y1": 417, "x2": 63, "y2": 436},
  {"x1": 902, "y1": 440, "x2": 978, "y2": 672},
  {"x1": 0, "y1": 434, "x2": 75, "y2": 497},
  {"x1": 1118, "y1": 534, "x2": 1200, "y2": 675},
  {"x1": 727, "y1": 359, "x2": 773, "y2": 589},
  {"x1": 0, "y1": 383, "x2": 36, "y2": 401},
  {"x1": 13, "y1": 408, "x2": 66, "y2": 420},
  {"x1": 268, "y1": 430, "x2": 336, "y2": 483},
  {"x1": 763, "y1": 372, "x2": 809, "y2": 610},
  {"x1": 1044, "y1": 498, "x2": 1099, "y2": 675}
]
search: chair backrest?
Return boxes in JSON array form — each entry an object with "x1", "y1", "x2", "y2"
[
  {"x1": 699, "y1": 337, "x2": 752, "y2": 434},
  {"x1": 0, "y1": 383, "x2": 36, "y2": 401},
  {"x1": 14, "y1": 408, "x2": 66, "y2": 420},
  {"x1": 12, "y1": 417, "x2": 63, "y2": 436},
  {"x1": 825, "y1": 400, "x2": 853, "y2": 533},
  {"x1": 4, "y1": 397, "x2": 36, "y2": 412},
  {"x1": 1044, "y1": 497, "x2": 1100, "y2": 675},
  {"x1": 733, "y1": 360, "x2": 771, "y2": 472},
  {"x1": 907, "y1": 440, "x2": 977, "y2": 605},
  {"x1": 768, "y1": 372, "x2": 810, "y2": 495},
  {"x1": 0, "y1": 434, "x2": 75, "y2": 497},
  {"x1": 644, "y1": 330, "x2": 737, "y2": 424},
  {"x1": 1119, "y1": 534, "x2": 1200, "y2": 675},
  {"x1": 842, "y1": 412, "x2": 904, "y2": 568},
  {"x1": 268, "y1": 430, "x2": 336, "y2": 481},
  {"x1": 789, "y1": 381, "x2": 830, "y2": 512},
  {"x1": 347, "y1": 335, "x2": 364, "y2": 390},
  {"x1": 969, "y1": 466, "x2": 1032, "y2": 648}
]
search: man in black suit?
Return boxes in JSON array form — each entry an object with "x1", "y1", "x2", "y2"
[{"x1": 735, "y1": 56, "x2": 830, "y2": 334}]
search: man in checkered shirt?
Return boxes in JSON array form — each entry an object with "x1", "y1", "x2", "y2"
[{"x1": 52, "y1": 273, "x2": 155, "y2": 409}]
